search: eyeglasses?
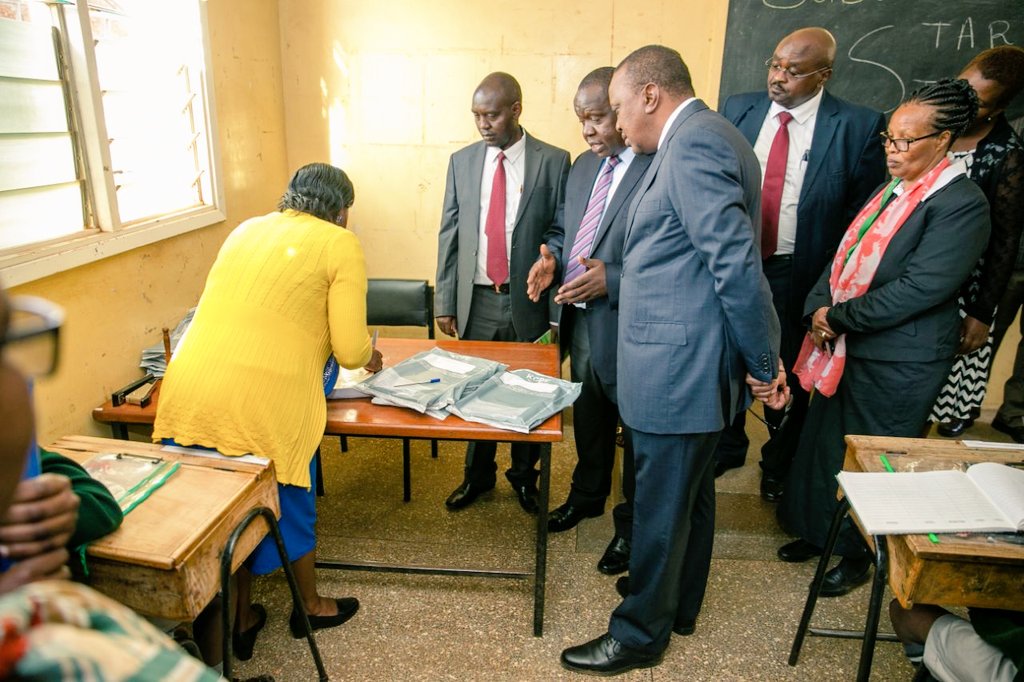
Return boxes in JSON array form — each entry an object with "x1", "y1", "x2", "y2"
[
  {"x1": 879, "y1": 130, "x2": 944, "y2": 152},
  {"x1": 764, "y1": 59, "x2": 831, "y2": 80},
  {"x1": 2, "y1": 296, "x2": 64, "y2": 378}
]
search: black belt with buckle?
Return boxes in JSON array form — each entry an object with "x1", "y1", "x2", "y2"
[{"x1": 476, "y1": 282, "x2": 510, "y2": 294}]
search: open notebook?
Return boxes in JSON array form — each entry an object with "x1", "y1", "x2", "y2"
[{"x1": 836, "y1": 462, "x2": 1024, "y2": 535}]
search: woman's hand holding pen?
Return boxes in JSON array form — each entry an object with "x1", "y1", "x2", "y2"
[{"x1": 811, "y1": 306, "x2": 836, "y2": 350}]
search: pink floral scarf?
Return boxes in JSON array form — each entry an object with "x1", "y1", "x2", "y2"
[{"x1": 793, "y1": 158, "x2": 953, "y2": 397}]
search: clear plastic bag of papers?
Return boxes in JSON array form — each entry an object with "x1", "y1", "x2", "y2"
[
  {"x1": 361, "y1": 348, "x2": 506, "y2": 415},
  {"x1": 449, "y1": 369, "x2": 581, "y2": 433},
  {"x1": 82, "y1": 452, "x2": 180, "y2": 515}
]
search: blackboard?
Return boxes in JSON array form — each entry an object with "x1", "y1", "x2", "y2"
[{"x1": 719, "y1": 0, "x2": 1024, "y2": 120}]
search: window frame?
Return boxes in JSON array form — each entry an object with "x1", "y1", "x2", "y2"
[{"x1": 0, "y1": 0, "x2": 225, "y2": 287}]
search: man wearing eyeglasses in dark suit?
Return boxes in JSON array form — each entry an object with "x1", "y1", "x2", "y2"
[{"x1": 718, "y1": 27, "x2": 887, "y2": 514}]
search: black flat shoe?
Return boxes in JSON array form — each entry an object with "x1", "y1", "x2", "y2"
[
  {"x1": 597, "y1": 535, "x2": 630, "y2": 575},
  {"x1": 560, "y1": 633, "x2": 663, "y2": 675},
  {"x1": 615, "y1": 577, "x2": 695, "y2": 635},
  {"x1": 819, "y1": 556, "x2": 872, "y2": 597},
  {"x1": 992, "y1": 414, "x2": 1024, "y2": 443},
  {"x1": 444, "y1": 480, "x2": 495, "y2": 510},
  {"x1": 547, "y1": 501, "x2": 603, "y2": 532},
  {"x1": 514, "y1": 484, "x2": 539, "y2": 514},
  {"x1": 937, "y1": 417, "x2": 973, "y2": 438},
  {"x1": 231, "y1": 603, "x2": 266, "y2": 661},
  {"x1": 760, "y1": 474, "x2": 785, "y2": 502},
  {"x1": 777, "y1": 539, "x2": 821, "y2": 563},
  {"x1": 289, "y1": 597, "x2": 360, "y2": 638}
]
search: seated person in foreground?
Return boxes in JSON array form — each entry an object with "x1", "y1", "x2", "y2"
[{"x1": 890, "y1": 600, "x2": 1023, "y2": 682}]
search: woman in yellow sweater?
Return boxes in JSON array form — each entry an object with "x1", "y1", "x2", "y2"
[{"x1": 154, "y1": 163, "x2": 381, "y2": 660}]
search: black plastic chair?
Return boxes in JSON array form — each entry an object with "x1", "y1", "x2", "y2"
[{"x1": 333, "y1": 279, "x2": 437, "y2": 501}]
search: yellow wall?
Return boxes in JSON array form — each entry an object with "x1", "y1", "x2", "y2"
[
  {"x1": 10, "y1": 0, "x2": 1018, "y2": 443},
  {"x1": 11, "y1": 0, "x2": 290, "y2": 444},
  {"x1": 277, "y1": 0, "x2": 730, "y2": 281}
]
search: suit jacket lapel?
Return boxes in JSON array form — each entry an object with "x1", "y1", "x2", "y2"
[
  {"x1": 801, "y1": 91, "x2": 840, "y2": 200},
  {"x1": 736, "y1": 98, "x2": 770, "y2": 145},
  {"x1": 466, "y1": 142, "x2": 486, "y2": 247},
  {"x1": 562, "y1": 152, "x2": 601, "y2": 263},
  {"x1": 515, "y1": 130, "x2": 540, "y2": 229},
  {"x1": 624, "y1": 100, "x2": 707, "y2": 246}
]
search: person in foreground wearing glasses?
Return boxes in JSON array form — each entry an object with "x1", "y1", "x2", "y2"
[
  {"x1": 154, "y1": 163, "x2": 383, "y2": 663},
  {"x1": 928, "y1": 46, "x2": 1024, "y2": 439},
  {"x1": 718, "y1": 27, "x2": 887, "y2": 505},
  {"x1": 778, "y1": 78, "x2": 991, "y2": 597},
  {"x1": 0, "y1": 292, "x2": 229, "y2": 680}
]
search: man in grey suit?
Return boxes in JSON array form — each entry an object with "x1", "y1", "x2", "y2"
[
  {"x1": 526, "y1": 68, "x2": 651, "y2": 577},
  {"x1": 435, "y1": 72, "x2": 570, "y2": 513},
  {"x1": 717, "y1": 27, "x2": 887, "y2": 504},
  {"x1": 561, "y1": 46, "x2": 786, "y2": 675}
]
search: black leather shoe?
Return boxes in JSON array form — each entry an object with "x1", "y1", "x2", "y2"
[
  {"x1": 777, "y1": 539, "x2": 821, "y2": 563},
  {"x1": 289, "y1": 597, "x2": 359, "y2": 638},
  {"x1": 937, "y1": 417, "x2": 973, "y2": 437},
  {"x1": 819, "y1": 556, "x2": 872, "y2": 597},
  {"x1": 515, "y1": 484, "x2": 539, "y2": 514},
  {"x1": 444, "y1": 480, "x2": 495, "y2": 510},
  {"x1": 760, "y1": 474, "x2": 785, "y2": 502},
  {"x1": 560, "y1": 633, "x2": 663, "y2": 675},
  {"x1": 714, "y1": 459, "x2": 744, "y2": 478},
  {"x1": 232, "y1": 603, "x2": 266, "y2": 661},
  {"x1": 597, "y1": 535, "x2": 631, "y2": 575},
  {"x1": 992, "y1": 414, "x2": 1024, "y2": 443},
  {"x1": 548, "y1": 501, "x2": 603, "y2": 532},
  {"x1": 615, "y1": 577, "x2": 695, "y2": 635}
]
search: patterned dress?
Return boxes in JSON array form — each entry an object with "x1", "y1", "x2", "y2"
[{"x1": 930, "y1": 116, "x2": 1024, "y2": 423}]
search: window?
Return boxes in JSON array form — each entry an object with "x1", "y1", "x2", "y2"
[{"x1": 0, "y1": 0, "x2": 223, "y2": 286}]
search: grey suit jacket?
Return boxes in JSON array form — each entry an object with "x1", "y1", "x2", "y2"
[
  {"x1": 434, "y1": 131, "x2": 570, "y2": 340},
  {"x1": 617, "y1": 100, "x2": 780, "y2": 435},
  {"x1": 548, "y1": 150, "x2": 652, "y2": 388},
  {"x1": 805, "y1": 175, "x2": 991, "y2": 362}
]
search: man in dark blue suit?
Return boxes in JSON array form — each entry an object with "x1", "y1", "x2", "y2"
[
  {"x1": 561, "y1": 45, "x2": 786, "y2": 676},
  {"x1": 717, "y1": 27, "x2": 886, "y2": 506},
  {"x1": 526, "y1": 68, "x2": 652, "y2": 576}
]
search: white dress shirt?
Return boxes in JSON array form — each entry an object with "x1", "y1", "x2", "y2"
[
  {"x1": 475, "y1": 134, "x2": 526, "y2": 285},
  {"x1": 752, "y1": 88, "x2": 823, "y2": 256}
]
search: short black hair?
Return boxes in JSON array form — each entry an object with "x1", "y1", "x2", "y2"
[
  {"x1": 963, "y1": 45, "x2": 1024, "y2": 109},
  {"x1": 578, "y1": 66, "x2": 615, "y2": 93},
  {"x1": 278, "y1": 163, "x2": 354, "y2": 223},
  {"x1": 905, "y1": 78, "x2": 980, "y2": 143},
  {"x1": 617, "y1": 45, "x2": 694, "y2": 99}
]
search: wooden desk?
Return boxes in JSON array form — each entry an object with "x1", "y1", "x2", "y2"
[
  {"x1": 791, "y1": 435, "x2": 1024, "y2": 681},
  {"x1": 92, "y1": 338, "x2": 565, "y2": 636},
  {"x1": 48, "y1": 434, "x2": 279, "y2": 621}
]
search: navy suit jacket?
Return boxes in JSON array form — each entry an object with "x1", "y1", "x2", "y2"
[
  {"x1": 434, "y1": 131, "x2": 571, "y2": 340},
  {"x1": 618, "y1": 100, "x2": 780, "y2": 434},
  {"x1": 547, "y1": 150, "x2": 652, "y2": 388},
  {"x1": 721, "y1": 90, "x2": 886, "y2": 322}
]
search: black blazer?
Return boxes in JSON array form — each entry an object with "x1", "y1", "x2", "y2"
[
  {"x1": 722, "y1": 90, "x2": 887, "y2": 322},
  {"x1": 805, "y1": 175, "x2": 991, "y2": 362},
  {"x1": 547, "y1": 150, "x2": 652, "y2": 387}
]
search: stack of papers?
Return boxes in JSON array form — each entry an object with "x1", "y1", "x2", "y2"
[
  {"x1": 361, "y1": 348, "x2": 506, "y2": 419},
  {"x1": 139, "y1": 308, "x2": 195, "y2": 378},
  {"x1": 449, "y1": 369, "x2": 581, "y2": 433}
]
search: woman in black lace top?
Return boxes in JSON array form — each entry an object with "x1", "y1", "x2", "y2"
[{"x1": 931, "y1": 46, "x2": 1024, "y2": 437}]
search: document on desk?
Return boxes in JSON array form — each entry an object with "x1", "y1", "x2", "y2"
[
  {"x1": 837, "y1": 462, "x2": 1024, "y2": 535},
  {"x1": 448, "y1": 369, "x2": 581, "y2": 433},
  {"x1": 83, "y1": 453, "x2": 180, "y2": 514}
]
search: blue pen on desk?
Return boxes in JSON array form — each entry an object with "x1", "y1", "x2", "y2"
[{"x1": 394, "y1": 378, "x2": 440, "y2": 387}]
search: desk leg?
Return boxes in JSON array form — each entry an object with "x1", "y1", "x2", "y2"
[
  {"x1": 533, "y1": 443, "x2": 551, "y2": 637},
  {"x1": 221, "y1": 507, "x2": 329, "y2": 682},
  {"x1": 789, "y1": 497, "x2": 849, "y2": 666},
  {"x1": 856, "y1": 536, "x2": 889, "y2": 682},
  {"x1": 403, "y1": 439, "x2": 411, "y2": 502},
  {"x1": 111, "y1": 423, "x2": 128, "y2": 440}
]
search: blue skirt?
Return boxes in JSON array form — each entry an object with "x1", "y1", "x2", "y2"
[{"x1": 160, "y1": 439, "x2": 316, "y2": 575}]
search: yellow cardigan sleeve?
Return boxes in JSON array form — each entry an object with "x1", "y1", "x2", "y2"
[{"x1": 328, "y1": 229, "x2": 373, "y2": 369}]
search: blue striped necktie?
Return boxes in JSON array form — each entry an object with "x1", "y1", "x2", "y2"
[{"x1": 564, "y1": 155, "x2": 620, "y2": 283}]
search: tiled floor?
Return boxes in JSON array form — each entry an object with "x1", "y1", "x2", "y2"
[{"x1": 229, "y1": 410, "x2": 1015, "y2": 681}]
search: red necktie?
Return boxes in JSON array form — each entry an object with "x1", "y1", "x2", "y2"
[
  {"x1": 485, "y1": 151, "x2": 509, "y2": 285},
  {"x1": 760, "y1": 111, "x2": 793, "y2": 259}
]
